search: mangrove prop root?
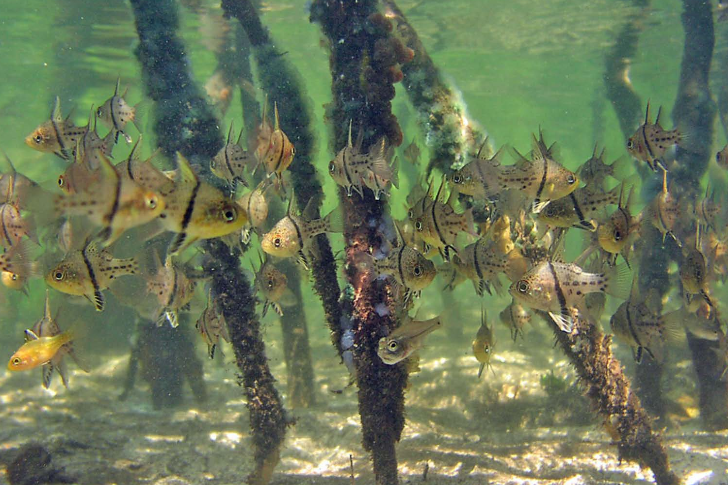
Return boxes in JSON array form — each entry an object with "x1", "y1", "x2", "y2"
[
  {"x1": 206, "y1": 240, "x2": 290, "y2": 485},
  {"x1": 311, "y1": 1, "x2": 409, "y2": 483},
  {"x1": 383, "y1": 0, "x2": 484, "y2": 175},
  {"x1": 131, "y1": 0, "x2": 288, "y2": 481},
  {"x1": 671, "y1": 0, "x2": 727, "y2": 429},
  {"x1": 540, "y1": 311, "x2": 680, "y2": 485},
  {"x1": 130, "y1": 0, "x2": 222, "y2": 162},
  {"x1": 223, "y1": 0, "x2": 345, "y2": 357}
]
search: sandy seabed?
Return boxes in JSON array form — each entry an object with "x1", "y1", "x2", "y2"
[{"x1": 0, "y1": 320, "x2": 727, "y2": 485}]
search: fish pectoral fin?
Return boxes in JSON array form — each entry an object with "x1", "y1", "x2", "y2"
[
  {"x1": 89, "y1": 290, "x2": 105, "y2": 312},
  {"x1": 295, "y1": 250, "x2": 310, "y2": 270},
  {"x1": 272, "y1": 302, "x2": 284, "y2": 317},
  {"x1": 477, "y1": 362, "x2": 485, "y2": 379},
  {"x1": 548, "y1": 310, "x2": 574, "y2": 333},
  {"x1": 532, "y1": 200, "x2": 550, "y2": 214},
  {"x1": 24, "y1": 329, "x2": 40, "y2": 341},
  {"x1": 42, "y1": 363, "x2": 54, "y2": 389}
]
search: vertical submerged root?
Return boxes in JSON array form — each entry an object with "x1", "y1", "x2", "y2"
[
  {"x1": 223, "y1": 0, "x2": 345, "y2": 358},
  {"x1": 311, "y1": 1, "x2": 408, "y2": 483},
  {"x1": 541, "y1": 311, "x2": 680, "y2": 485},
  {"x1": 131, "y1": 0, "x2": 288, "y2": 482}
]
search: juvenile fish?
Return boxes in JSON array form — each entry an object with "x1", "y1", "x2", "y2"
[
  {"x1": 378, "y1": 314, "x2": 442, "y2": 364},
  {"x1": 25, "y1": 97, "x2": 87, "y2": 160},
  {"x1": 576, "y1": 144, "x2": 630, "y2": 190},
  {"x1": 452, "y1": 237, "x2": 510, "y2": 296},
  {"x1": 196, "y1": 289, "x2": 229, "y2": 359},
  {"x1": 146, "y1": 254, "x2": 198, "y2": 328},
  {"x1": 610, "y1": 300, "x2": 680, "y2": 363},
  {"x1": 46, "y1": 239, "x2": 138, "y2": 311},
  {"x1": 96, "y1": 77, "x2": 143, "y2": 143},
  {"x1": 159, "y1": 153, "x2": 247, "y2": 255},
  {"x1": 449, "y1": 143, "x2": 503, "y2": 200},
  {"x1": 499, "y1": 299, "x2": 532, "y2": 341},
  {"x1": 642, "y1": 169, "x2": 681, "y2": 246},
  {"x1": 510, "y1": 260, "x2": 631, "y2": 332},
  {"x1": 253, "y1": 252, "x2": 294, "y2": 317},
  {"x1": 0, "y1": 155, "x2": 41, "y2": 206},
  {"x1": 261, "y1": 195, "x2": 342, "y2": 269},
  {"x1": 210, "y1": 122, "x2": 254, "y2": 192},
  {"x1": 472, "y1": 306, "x2": 495, "y2": 377},
  {"x1": 0, "y1": 200, "x2": 36, "y2": 249},
  {"x1": 597, "y1": 185, "x2": 639, "y2": 264},
  {"x1": 0, "y1": 240, "x2": 36, "y2": 280},
  {"x1": 236, "y1": 180, "x2": 269, "y2": 244},
  {"x1": 403, "y1": 138, "x2": 420, "y2": 165},
  {"x1": 627, "y1": 103, "x2": 681, "y2": 172},
  {"x1": 360, "y1": 244, "x2": 437, "y2": 301}
]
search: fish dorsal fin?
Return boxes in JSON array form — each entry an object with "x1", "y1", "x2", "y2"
[
  {"x1": 476, "y1": 137, "x2": 490, "y2": 159},
  {"x1": 301, "y1": 194, "x2": 320, "y2": 221},
  {"x1": 286, "y1": 188, "x2": 296, "y2": 217},
  {"x1": 44, "y1": 289, "x2": 52, "y2": 320},
  {"x1": 511, "y1": 147, "x2": 530, "y2": 164},
  {"x1": 237, "y1": 126, "x2": 245, "y2": 146},
  {"x1": 592, "y1": 142, "x2": 599, "y2": 159},
  {"x1": 354, "y1": 125, "x2": 364, "y2": 152},
  {"x1": 227, "y1": 121, "x2": 235, "y2": 144},
  {"x1": 393, "y1": 218, "x2": 406, "y2": 248},
  {"x1": 434, "y1": 176, "x2": 447, "y2": 204},
  {"x1": 98, "y1": 153, "x2": 119, "y2": 186},
  {"x1": 661, "y1": 169, "x2": 668, "y2": 194},
  {"x1": 393, "y1": 315, "x2": 442, "y2": 340},
  {"x1": 628, "y1": 271, "x2": 640, "y2": 301},
  {"x1": 24, "y1": 329, "x2": 40, "y2": 341},
  {"x1": 644, "y1": 101, "x2": 651, "y2": 125},
  {"x1": 127, "y1": 135, "x2": 143, "y2": 165},
  {"x1": 52, "y1": 96, "x2": 63, "y2": 122},
  {"x1": 114, "y1": 77, "x2": 121, "y2": 97},
  {"x1": 347, "y1": 120, "x2": 353, "y2": 148},
  {"x1": 176, "y1": 153, "x2": 198, "y2": 185},
  {"x1": 273, "y1": 102, "x2": 281, "y2": 130},
  {"x1": 695, "y1": 223, "x2": 701, "y2": 252},
  {"x1": 655, "y1": 106, "x2": 663, "y2": 127}
]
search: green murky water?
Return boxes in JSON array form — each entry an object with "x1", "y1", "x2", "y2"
[{"x1": 1, "y1": 0, "x2": 727, "y2": 483}]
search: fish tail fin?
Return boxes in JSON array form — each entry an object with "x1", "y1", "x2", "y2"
[
  {"x1": 323, "y1": 204, "x2": 344, "y2": 233},
  {"x1": 609, "y1": 155, "x2": 633, "y2": 182},
  {"x1": 603, "y1": 263, "x2": 632, "y2": 300},
  {"x1": 0, "y1": 239, "x2": 36, "y2": 278},
  {"x1": 368, "y1": 138, "x2": 391, "y2": 178},
  {"x1": 132, "y1": 100, "x2": 148, "y2": 134},
  {"x1": 389, "y1": 155, "x2": 400, "y2": 190}
]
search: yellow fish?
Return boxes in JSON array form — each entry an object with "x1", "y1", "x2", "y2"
[
  {"x1": 8, "y1": 327, "x2": 75, "y2": 372},
  {"x1": 472, "y1": 306, "x2": 495, "y2": 378},
  {"x1": 25, "y1": 96, "x2": 87, "y2": 161},
  {"x1": 160, "y1": 153, "x2": 247, "y2": 255},
  {"x1": 597, "y1": 185, "x2": 638, "y2": 264},
  {"x1": 46, "y1": 239, "x2": 139, "y2": 311},
  {"x1": 96, "y1": 77, "x2": 143, "y2": 143},
  {"x1": 627, "y1": 103, "x2": 681, "y2": 172},
  {"x1": 378, "y1": 314, "x2": 442, "y2": 365}
]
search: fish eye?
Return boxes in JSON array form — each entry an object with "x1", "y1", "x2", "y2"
[
  {"x1": 716, "y1": 152, "x2": 721, "y2": 162},
  {"x1": 273, "y1": 237, "x2": 282, "y2": 248},
  {"x1": 57, "y1": 175, "x2": 65, "y2": 188},
  {"x1": 567, "y1": 174, "x2": 576, "y2": 185},
  {"x1": 613, "y1": 229, "x2": 622, "y2": 241},
  {"x1": 415, "y1": 221, "x2": 422, "y2": 231},
  {"x1": 387, "y1": 340, "x2": 398, "y2": 351},
  {"x1": 484, "y1": 345, "x2": 491, "y2": 354},
  {"x1": 413, "y1": 265, "x2": 422, "y2": 277},
  {"x1": 626, "y1": 139, "x2": 633, "y2": 150},
  {"x1": 34, "y1": 134, "x2": 43, "y2": 144},
  {"x1": 53, "y1": 270, "x2": 65, "y2": 281},
  {"x1": 146, "y1": 195, "x2": 158, "y2": 209},
  {"x1": 11, "y1": 273, "x2": 18, "y2": 281},
  {"x1": 407, "y1": 210, "x2": 414, "y2": 219},
  {"x1": 516, "y1": 280, "x2": 529, "y2": 293},
  {"x1": 222, "y1": 207, "x2": 237, "y2": 222},
  {"x1": 210, "y1": 159, "x2": 217, "y2": 170},
  {"x1": 96, "y1": 107, "x2": 103, "y2": 117},
  {"x1": 11, "y1": 357, "x2": 21, "y2": 366},
  {"x1": 267, "y1": 278, "x2": 275, "y2": 289},
  {"x1": 453, "y1": 174, "x2": 462, "y2": 184},
  {"x1": 329, "y1": 161, "x2": 336, "y2": 174}
]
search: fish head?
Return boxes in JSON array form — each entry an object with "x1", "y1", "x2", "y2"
[
  {"x1": 509, "y1": 267, "x2": 551, "y2": 311},
  {"x1": 377, "y1": 336, "x2": 408, "y2": 364},
  {"x1": 597, "y1": 211, "x2": 629, "y2": 254},
  {"x1": 7, "y1": 348, "x2": 35, "y2": 371},
  {"x1": 210, "y1": 148, "x2": 235, "y2": 181},
  {"x1": 196, "y1": 197, "x2": 247, "y2": 239},
  {"x1": 400, "y1": 247, "x2": 436, "y2": 291},
  {"x1": 256, "y1": 263, "x2": 288, "y2": 301},
  {"x1": 261, "y1": 218, "x2": 299, "y2": 258},
  {"x1": 328, "y1": 152, "x2": 351, "y2": 190},
  {"x1": 546, "y1": 163, "x2": 579, "y2": 200},
  {"x1": 45, "y1": 260, "x2": 86, "y2": 296},
  {"x1": 2, "y1": 270, "x2": 26, "y2": 291},
  {"x1": 449, "y1": 167, "x2": 479, "y2": 196},
  {"x1": 24, "y1": 122, "x2": 57, "y2": 153},
  {"x1": 95, "y1": 100, "x2": 114, "y2": 127}
]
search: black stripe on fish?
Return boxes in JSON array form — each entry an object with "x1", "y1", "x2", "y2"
[
  {"x1": 170, "y1": 179, "x2": 201, "y2": 254},
  {"x1": 641, "y1": 124, "x2": 657, "y2": 169},
  {"x1": 473, "y1": 242, "x2": 484, "y2": 296},
  {"x1": 51, "y1": 118, "x2": 69, "y2": 160},
  {"x1": 430, "y1": 200, "x2": 449, "y2": 260},
  {"x1": 534, "y1": 159, "x2": 549, "y2": 207},
  {"x1": 342, "y1": 147, "x2": 355, "y2": 193},
  {"x1": 0, "y1": 209, "x2": 12, "y2": 248},
  {"x1": 273, "y1": 134, "x2": 285, "y2": 175},
  {"x1": 224, "y1": 146, "x2": 235, "y2": 180},
  {"x1": 547, "y1": 261, "x2": 569, "y2": 321},
  {"x1": 103, "y1": 169, "x2": 123, "y2": 227},
  {"x1": 397, "y1": 246, "x2": 406, "y2": 286},
  {"x1": 82, "y1": 244, "x2": 105, "y2": 311}
]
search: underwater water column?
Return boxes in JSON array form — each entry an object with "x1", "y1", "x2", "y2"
[
  {"x1": 603, "y1": 0, "x2": 670, "y2": 420},
  {"x1": 129, "y1": 0, "x2": 289, "y2": 483},
  {"x1": 541, "y1": 310, "x2": 680, "y2": 485},
  {"x1": 382, "y1": 0, "x2": 486, "y2": 176},
  {"x1": 671, "y1": 0, "x2": 728, "y2": 431},
  {"x1": 311, "y1": 1, "x2": 409, "y2": 483},
  {"x1": 222, "y1": 0, "x2": 346, "y2": 361}
]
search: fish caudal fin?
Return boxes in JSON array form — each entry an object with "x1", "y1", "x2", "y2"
[
  {"x1": 603, "y1": 263, "x2": 632, "y2": 301},
  {"x1": 323, "y1": 205, "x2": 345, "y2": 234}
]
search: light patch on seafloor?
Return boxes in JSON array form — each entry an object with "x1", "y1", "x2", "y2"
[
  {"x1": 685, "y1": 470, "x2": 714, "y2": 485},
  {"x1": 145, "y1": 433, "x2": 185, "y2": 443},
  {"x1": 208, "y1": 431, "x2": 242, "y2": 448},
  {"x1": 419, "y1": 356, "x2": 449, "y2": 371}
]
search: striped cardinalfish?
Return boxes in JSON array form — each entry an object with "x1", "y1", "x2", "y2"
[
  {"x1": 627, "y1": 103, "x2": 682, "y2": 172},
  {"x1": 253, "y1": 102, "x2": 295, "y2": 186},
  {"x1": 45, "y1": 239, "x2": 139, "y2": 312},
  {"x1": 146, "y1": 253, "x2": 199, "y2": 328},
  {"x1": 25, "y1": 97, "x2": 87, "y2": 161},
  {"x1": 378, "y1": 314, "x2": 442, "y2": 365},
  {"x1": 538, "y1": 184, "x2": 623, "y2": 232},
  {"x1": 96, "y1": 77, "x2": 144, "y2": 143},
  {"x1": 210, "y1": 122, "x2": 254, "y2": 192}
]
